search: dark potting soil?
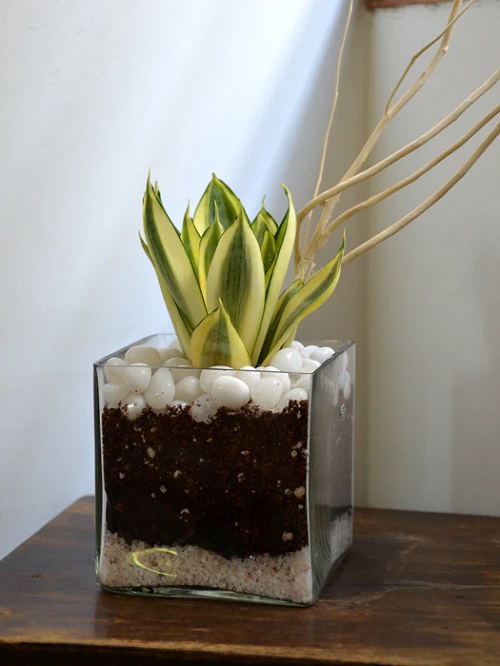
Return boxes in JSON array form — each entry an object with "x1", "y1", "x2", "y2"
[{"x1": 101, "y1": 402, "x2": 309, "y2": 559}]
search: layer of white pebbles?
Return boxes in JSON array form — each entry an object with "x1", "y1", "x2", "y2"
[
  {"x1": 99, "y1": 512, "x2": 353, "y2": 604},
  {"x1": 101, "y1": 339, "x2": 352, "y2": 421}
]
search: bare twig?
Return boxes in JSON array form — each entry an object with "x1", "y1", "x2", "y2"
[
  {"x1": 339, "y1": 0, "x2": 463, "y2": 183},
  {"x1": 294, "y1": 0, "x2": 468, "y2": 279},
  {"x1": 295, "y1": 0, "x2": 354, "y2": 269},
  {"x1": 295, "y1": 67, "x2": 499, "y2": 275},
  {"x1": 385, "y1": 0, "x2": 476, "y2": 113},
  {"x1": 342, "y1": 122, "x2": 500, "y2": 265},
  {"x1": 325, "y1": 105, "x2": 499, "y2": 235},
  {"x1": 294, "y1": 0, "x2": 499, "y2": 281},
  {"x1": 298, "y1": 68, "x2": 499, "y2": 225}
]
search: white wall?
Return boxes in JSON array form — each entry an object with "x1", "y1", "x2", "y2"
[
  {"x1": 2, "y1": 0, "x2": 498, "y2": 561},
  {"x1": 298, "y1": 1, "x2": 371, "y2": 507},
  {"x1": 365, "y1": 0, "x2": 500, "y2": 515},
  {"x1": 0, "y1": 0, "x2": 355, "y2": 559}
]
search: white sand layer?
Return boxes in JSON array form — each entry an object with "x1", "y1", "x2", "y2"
[
  {"x1": 98, "y1": 512, "x2": 353, "y2": 605},
  {"x1": 331, "y1": 511, "x2": 353, "y2": 560},
  {"x1": 99, "y1": 534, "x2": 313, "y2": 604}
]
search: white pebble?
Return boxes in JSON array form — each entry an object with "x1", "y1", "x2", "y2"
[
  {"x1": 212, "y1": 376, "x2": 250, "y2": 409},
  {"x1": 158, "y1": 347, "x2": 180, "y2": 363},
  {"x1": 292, "y1": 340, "x2": 307, "y2": 358},
  {"x1": 167, "y1": 338, "x2": 183, "y2": 351},
  {"x1": 269, "y1": 347, "x2": 303, "y2": 373},
  {"x1": 310, "y1": 346, "x2": 335, "y2": 365},
  {"x1": 301, "y1": 359, "x2": 321, "y2": 374},
  {"x1": 163, "y1": 357, "x2": 194, "y2": 382},
  {"x1": 341, "y1": 370, "x2": 352, "y2": 400},
  {"x1": 263, "y1": 366, "x2": 291, "y2": 394},
  {"x1": 251, "y1": 377, "x2": 283, "y2": 410},
  {"x1": 199, "y1": 366, "x2": 235, "y2": 394},
  {"x1": 292, "y1": 374, "x2": 312, "y2": 393},
  {"x1": 170, "y1": 363, "x2": 196, "y2": 384},
  {"x1": 333, "y1": 383, "x2": 340, "y2": 407},
  {"x1": 174, "y1": 376, "x2": 204, "y2": 403},
  {"x1": 102, "y1": 382, "x2": 129, "y2": 408},
  {"x1": 234, "y1": 366, "x2": 261, "y2": 391},
  {"x1": 104, "y1": 357, "x2": 126, "y2": 383},
  {"x1": 190, "y1": 394, "x2": 217, "y2": 423},
  {"x1": 121, "y1": 392, "x2": 146, "y2": 420},
  {"x1": 144, "y1": 367, "x2": 175, "y2": 409},
  {"x1": 163, "y1": 356, "x2": 188, "y2": 365},
  {"x1": 303, "y1": 345, "x2": 319, "y2": 359},
  {"x1": 332, "y1": 351, "x2": 349, "y2": 381},
  {"x1": 171, "y1": 399, "x2": 188, "y2": 408},
  {"x1": 124, "y1": 345, "x2": 161, "y2": 366},
  {"x1": 276, "y1": 388, "x2": 308, "y2": 411},
  {"x1": 122, "y1": 363, "x2": 151, "y2": 393}
]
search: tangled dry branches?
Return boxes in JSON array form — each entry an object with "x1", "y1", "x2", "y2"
[{"x1": 294, "y1": 0, "x2": 499, "y2": 280}]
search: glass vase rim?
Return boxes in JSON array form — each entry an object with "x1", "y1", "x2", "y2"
[{"x1": 93, "y1": 333, "x2": 354, "y2": 374}]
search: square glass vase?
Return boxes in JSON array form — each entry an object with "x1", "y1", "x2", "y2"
[{"x1": 94, "y1": 334, "x2": 354, "y2": 606}]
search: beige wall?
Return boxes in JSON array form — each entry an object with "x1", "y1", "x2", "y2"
[
  {"x1": 303, "y1": 0, "x2": 500, "y2": 515},
  {"x1": 366, "y1": 0, "x2": 500, "y2": 515}
]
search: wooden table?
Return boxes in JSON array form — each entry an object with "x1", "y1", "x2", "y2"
[{"x1": 0, "y1": 497, "x2": 499, "y2": 665}]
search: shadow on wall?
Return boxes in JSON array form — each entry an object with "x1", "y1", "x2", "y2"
[
  {"x1": 452, "y1": 238, "x2": 500, "y2": 516},
  {"x1": 231, "y1": 1, "x2": 351, "y2": 216}
]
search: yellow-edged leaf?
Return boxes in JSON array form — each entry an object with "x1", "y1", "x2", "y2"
[
  {"x1": 140, "y1": 235, "x2": 192, "y2": 357},
  {"x1": 180, "y1": 203, "x2": 200, "y2": 274},
  {"x1": 262, "y1": 203, "x2": 278, "y2": 235},
  {"x1": 257, "y1": 278, "x2": 303, "y2": 364},
  {"x1": 251, "y1": 207, "x2": 277, "y2": 279},
  {"x1": 190, "y1": 300, "x2": 251, "y2": 368},
  {"x1": 206, "y1": 207, "x2": 265, "y2": 354},
  {"x1": 251, "y1": 185, "x2": 296, "y2": 364},
  {"x1": 192, "y1": 174, "x2": 240, "y2": 235},
  {"x1": 261, "y1": 230, "x2": 276, "y2": 278},
  {"x1": 261, "y1": 233, "x2": 346, "y2": 365},
  {"x1": 282, "y1": 328, "x2": 297, "y2": 349},
  {"x1": 251, "y1": 203, "x2": 278, "y2": 244},
  {"x1": 198, "y1": 204, "x2": 224, "y2": 299},
  {"x1": 143, "y1": 175, "x2": 207, "y2": 330}
]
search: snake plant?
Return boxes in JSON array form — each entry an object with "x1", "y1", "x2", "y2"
[{"x1": 141, "y1": 174, "x2": 345, "y2": 368}]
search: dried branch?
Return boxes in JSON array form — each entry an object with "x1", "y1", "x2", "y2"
[
  {"x1": 294, "y1": 0, "x2": 499, "y2": 281},
  {"x1": 342, "y1": 121, "x2": 500, "y2": 266},
  {"x1": 385, "y1": 0, "x2": 476, "y2": 113},
  {"x1": 294, "y1": 0, "x2": 467, "y2": 277},
  {"x1": 298, "y1": 67, "x2": 499, "y2": 227},
  {"x1": 295, "y1": 0, "x2": 354, "y2": 268},
  {"x1": 296, "y1": 67, "x2": 499, "y2": 279},
  {"x1": 325, "y1": 105, "x2": 499, "y2": 236},
  {"x1": 339, "y1": 0, "x2": 463, "y2": 183}
]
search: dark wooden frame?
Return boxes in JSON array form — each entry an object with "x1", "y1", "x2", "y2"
[{"x1": 367, "y1": 0, "x2": 451, "y2": 8}]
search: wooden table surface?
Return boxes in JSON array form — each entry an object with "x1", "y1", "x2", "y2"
[{"x1": 0, "y1": 497, "x2": 499, "y2": 665}]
